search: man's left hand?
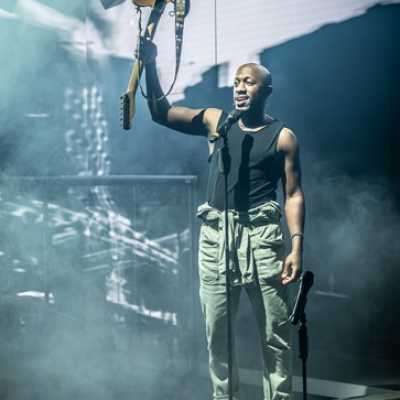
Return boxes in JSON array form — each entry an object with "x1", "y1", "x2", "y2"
[{"x1": 281, "y1": 251, "x2": 302, "y2": 285}]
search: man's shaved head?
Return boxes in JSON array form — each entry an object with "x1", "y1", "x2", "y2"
[
  {"x1": 234, "y1": 63, "x2": 272, "y2": 111},
  {"x1": 236, "y1": 63, "x2": 272, "y2": 90}
]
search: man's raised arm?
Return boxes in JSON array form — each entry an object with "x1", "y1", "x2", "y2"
[{"x1": 142, "y1": 39, "x2": 221, "y2": 136}]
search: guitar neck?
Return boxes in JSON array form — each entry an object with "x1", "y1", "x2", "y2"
[
  {"x1": 121, "y1": 0, "x2": 167, "y2": 130},
  {"x1": 127, "y1": 0, "x2": 165, "y2": 93}
]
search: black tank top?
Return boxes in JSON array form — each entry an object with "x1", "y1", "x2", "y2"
[{"x1": 207, "y1": 112, "x2": 285, "y2": 211}]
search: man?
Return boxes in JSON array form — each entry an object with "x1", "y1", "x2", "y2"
[{"x1": 142, "y1": 38, "x2": 305, "y2": 400}]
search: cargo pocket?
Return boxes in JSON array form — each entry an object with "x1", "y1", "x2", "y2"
[
  {"x1": 251, "y1": 222, "x2": 285, "y2": 281},
  {"x1": 198, "y1": 223, "x2": 220, "y2": 283}
]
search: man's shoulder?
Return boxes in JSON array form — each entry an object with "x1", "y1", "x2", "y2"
[
  {"x1": 203, "y1": 108, "x2": 224, "y2": 139},
  {"x1": 204, "y1": 108, "x2": 224, "y2": 128},
  {"x1": 277, "y1": 126, "x2": 299, "y2": 153},
  {"x1": 279, "y1": 126, "x2": 296, "y2": 137}
]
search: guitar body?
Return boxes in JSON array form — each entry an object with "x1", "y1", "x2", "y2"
[
  {"x1": 132, "y1": 0, "x2": 172, "y2": 7},
  {"x1": 132, "y1": 0, "x2": 190, "y2": 15}
]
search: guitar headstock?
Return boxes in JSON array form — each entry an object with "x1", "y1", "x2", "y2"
[{"x1": 120, "y1": 91, "x2": 133, "y2": 130}]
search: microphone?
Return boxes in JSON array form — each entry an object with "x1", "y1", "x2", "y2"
[
  {"x1": 289, "y1": 271, "x2": 314, "y2": 325},
  {"x1": 217, "y1": 110, "x2": 243, "y2": 136}
]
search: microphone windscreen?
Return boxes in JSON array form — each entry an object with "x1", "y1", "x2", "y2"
[
  {"x1": 302, "y1": 271, "x2": 314, "y2": 290},
  {"x1": 229, "y1": 109, "x2": 243, "y2": 122}
]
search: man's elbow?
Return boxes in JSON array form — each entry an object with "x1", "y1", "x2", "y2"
[
  {"x1": 147, "y1": 103, "x2": 170, "y2": 125},
  {"x1": 151, "y1": 112, "x2": 166, "y2": 125},
  {"x1": 284, "y1": 189, "x2": 305, "y2": 204},
  {"x1": 149, "y1": 108, "x2": 168, "y2": 126}
]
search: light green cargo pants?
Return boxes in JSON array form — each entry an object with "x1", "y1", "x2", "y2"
[{"x1": 197, "y1": 201, "x2": 292, "y2": 400}]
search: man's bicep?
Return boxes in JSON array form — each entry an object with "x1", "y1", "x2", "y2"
[
  {"x1": 284, "y1": 153, "x2": 302, "y2": 198},
  {"x1": 166, "y1": 106, "x2": 222, "y2": 137},
  {"x1": 280, "y1": 129, "x2": 302, "y2": 197},
  {"x1": 165, "y1": 106, "x2": 207, "y2": 136}
]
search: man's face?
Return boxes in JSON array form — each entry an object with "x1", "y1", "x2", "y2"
[{"x1": 233, "y1": 65, "x2": 269, "y2": 111}]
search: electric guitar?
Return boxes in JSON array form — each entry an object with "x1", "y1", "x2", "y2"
[
  {"x1": 120, "y1": 0, "x2": 167, "y2": 130},
  {"x1": 120, "y1": 0, "x2": 189, "y2": 130}
]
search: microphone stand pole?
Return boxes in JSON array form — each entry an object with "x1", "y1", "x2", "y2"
[
  {"x1": 289, "y1": 271, "x2": 314, "y2": 400},
  {"x1": 218, "y1": 126, "x2": 233, "y2": 400},
  {"x1": 299, "y1": 311, "x2": 308, "y2": 400}
]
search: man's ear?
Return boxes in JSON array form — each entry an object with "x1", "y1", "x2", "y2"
[{"x1": 261, "y1": 84, "x2": 272, "y2": 98}]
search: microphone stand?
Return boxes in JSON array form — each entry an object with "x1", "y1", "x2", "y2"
[
  {"x1": 289, "y1": 271, "x2": 314, "y2": 400},
  {"x1": 217, "y1": 123, "x2": 234, "y2": 400},
  {"x1": 298, "y1": 311, "x2": 308, "y2": 400}
]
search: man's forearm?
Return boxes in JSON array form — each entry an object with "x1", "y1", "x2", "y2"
[
  {"x1": 145, "y1": 61, "x2": 171, "y2": 123},
  {"x1": 284, "y1": 192, "x2": 305, "y2": 254}
]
